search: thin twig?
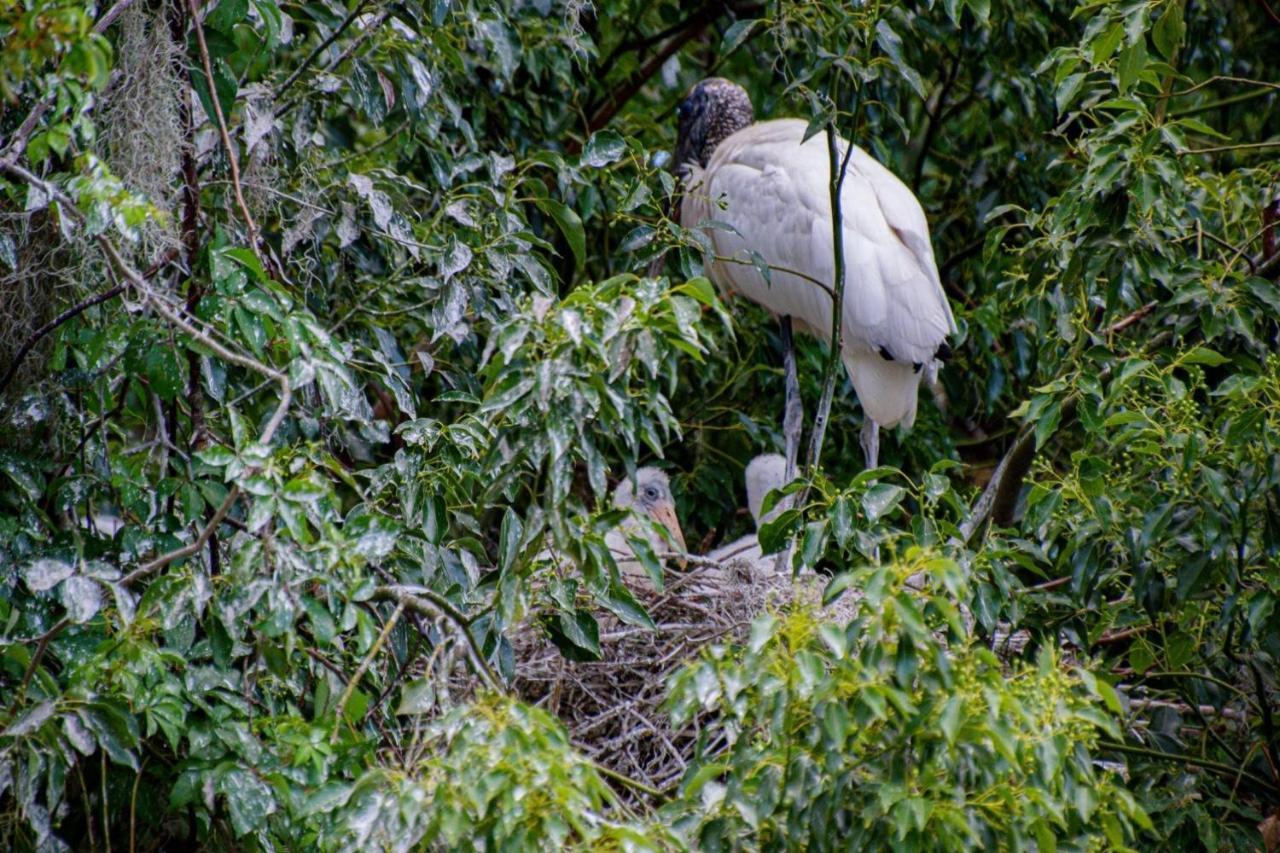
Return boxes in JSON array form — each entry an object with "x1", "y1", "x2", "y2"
[
  {"x1": 129, "y1": 757, "x2": 148, "y2": 853},
  {"x1": 188, "y1": 0, "x2": 260, "y2": 253},
  {"x1": 274, "y1": 9, "x2": 390, "y2": 119},
  {"x1": 1178, "y1": 139, "x2": 1280, "y2": 156},
  {"x1": 120, "y1": 487, "x2": 241, "y2": 585},
  {"x1": 580, "y1": 4, "x2": 766, "y2": 140},
  {"x1": 1102, "y1": 301, "x2": 1158, "y2": 335},
  {"x1": 711, "y1": 253, "x2": 836, "y2": 299},
  {"x1": 1100, "y1": 739, "x2": 1275, "y2": 793},
  {"x1": 274, "y1": 0, "x2": 372, "y2": 99},
  {"x1": 1, "y1": 286, "x2": 123, "y2": 394},
  {"x1": 7, "y1": 618, "x2": 70, "y2": 714},
  {"x1": 1167, "y1": 74, "x2": 1280, "y2": 98},
  {"x1": 1096, "y1": 624, "x2": 1151, "y2": 645},
  {"x1": 805, "y1": 121, "x2": 855, "y2": 474},
  {"x1": 912, "y1": 51, "x2": 962, "y2": 193},
  {"x1": 0, "y1": 248, "x2": 178, "y2": 395},
  {"x1": 1126, "y1": 697, "x2": 1249, "y2": 723},
  {"x1": 592, "y1": 760, "x2": 665, "y2": 799},
  {"x1": 1169, "y1": 87, "x2": 1275, "y2": 119},
  {"x1": 332, "y1": 601, "x2": 404, "y2": 742},
  {"x1": 96, "y1": 0, "x2": 140, "y2": 32}
]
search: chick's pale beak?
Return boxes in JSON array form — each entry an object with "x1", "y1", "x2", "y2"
[{"x1": 650, "y1": 502, "x2": 687, "y2": 568}]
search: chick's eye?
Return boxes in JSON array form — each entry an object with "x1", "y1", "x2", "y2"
[
  {"x1": 677, "y1": 101, "x2": 691, "y2": 119},
  {"x1": 644, "y1": 486, "x2": 659, "y2": 500}
]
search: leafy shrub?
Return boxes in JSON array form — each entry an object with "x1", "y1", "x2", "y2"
[{"x1": 666, "y1": 552, "x2": 1152, "y2": 850}]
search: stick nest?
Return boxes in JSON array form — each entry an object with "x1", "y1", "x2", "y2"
[{"x1": 505, "y1": 556, "x2": 856, "y2": 796}]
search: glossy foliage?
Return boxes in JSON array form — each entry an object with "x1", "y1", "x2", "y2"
[{"x1": 1, "y1": 0, "x2": 1278, "y2": 849}]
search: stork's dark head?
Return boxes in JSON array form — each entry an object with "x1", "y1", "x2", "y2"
[{"x1": 674, "y1": 78, "x2": 753, "y2": 175}]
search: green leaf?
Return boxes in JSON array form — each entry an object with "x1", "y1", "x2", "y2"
[
  {"x1": 220, "y1": 769, "x2": 276, "y2": 837},
  {"x1": 1090, "y1": 23, "x2": 1124, "y2": 65},
  {"x1": 861, "y1": 484, "x2": 904, "y2": 522},
  {"x1": 830, "y1": 495, "x2": 853, "y2": 547},
  {"x1": 206, "y1": 0, "x2": 248, "y2": 33},
  {"x1": 720, "y1": 19, "x2": 758, "y2": 55},
  {"x1": 799, "y1": 520, "x2": 827, "y2": 568},
  {"x1": 624, "y1": 533, "x2": 664, "y2": 592},
  {"x1": 939, "y1": 695, "x2": 963, "y2": 745},
  {"x1": 189, "y1": 54, "x2": 238, "y2": 129},
  {"x1": 535, "y1": 198, "x2": 585, "y2": 271},
  {"x1": 396, "y1": 679, "x2": 437, "y2": 715},
  {"x1": 1055, "y1": 72, "x2": 1086, "y2": 114},
  {"x1": 965, "y1": 0, "x2": 991, "y2": 24},
  {"x1": 674, "y1": 276, "x2": 717, "y2": 307},
  {"x1": 599, "y1": 580, "x2": 654, "y2": 629},
  {"x1": 25, "y1": 559, "x2": 73, "y2": 592},
  {"x1": 302, "y1": 595, "x2": 337, "y2": 646},
  {"x1": 1181, "y1": 346, "x2": 1229, "y2": 366},
  {"x1": 1152, "y1": 1, "x2": 1185, "y2": 59},
  {"x1": 544, "y1": 608, "x2": 602, "y2": 661},
  {"x1": 758, "y1": 508, "x2": 800, "y2": 554},
  {"x1": 582, "y1": 130, "x2": 625, "y2": 168},
  {"x1": 498, "y1": 508, "x2": 523, "y2": 573},
  {"x1": 146, "y1": 346, "x2": 183, "y2": 400},
  {"x1": 1116, "y1": 40, "x2": 1147, "y2": 94},
  {"x1": 875, "y1": 20, "x2": 927, "y2": 99},
  {"x1": 1034, "y1": 398, "x2": 1063, "y2": 449}
]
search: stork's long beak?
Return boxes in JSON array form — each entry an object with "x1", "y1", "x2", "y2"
[{"x1": 649, "y1": 502, "x2": 688, "y2": 568}]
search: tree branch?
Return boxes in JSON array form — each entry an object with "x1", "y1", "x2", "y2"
[
  {"x1": 912, "y1": 50, "x2": 962, "y2": 193},
  {"x1": 0, "y1": 159, "x2": 292, "y2": 585},
  {"x1": 274, "y1": 0, "x2": 372, "y2": 100},
  {"x1": 1100, "y1": 739, "x2": 1275, "y2": 794},
  {"x1": 1178, "y1": 139, "x2": 1280, "y2": 156},
  {"x1": 371, "y1": 585, "x2": 503, "y2": 693},
  {"x1": 187, "y1": 0, "x2": 260, "y2": 254},
  {"x1": 2, "y1": 286, "x2": 120, "y2": 391},
  {"x1": 1102, "y1": 301, "x2": 1158, "y2": 335},
  {"x1": 580, "y1": 3, "x2": 763, "y2": 141},
  {"x1": 0, "y1": 248, "x2": 178, "y2": 395}
]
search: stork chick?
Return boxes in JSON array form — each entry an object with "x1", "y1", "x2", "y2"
[{"x1": 606, "y1": 467, "x2": 687, "y2": 569}]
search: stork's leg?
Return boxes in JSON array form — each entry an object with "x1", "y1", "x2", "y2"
[
  {"x1": 860, "y1": 419, "x2": 880, "y2": 470},
  {"x1": 775, "y1": 316, "x2": 803, "y2": 575},
  {"x1": 780, "y1": 316, "x2": 803, "y2": 482},
  {"x1": 861, "y1": 418, "x2": 882, "y2": 564}
]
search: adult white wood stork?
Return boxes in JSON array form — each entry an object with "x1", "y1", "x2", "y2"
[
  {"x1": 675, "y1": 78, "x2": 956, "y2": 471},
  {"x1": 707, "y1": 453, "x2": 786, "y2": 567}
]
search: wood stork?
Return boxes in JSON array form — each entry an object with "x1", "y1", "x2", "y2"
[
  {"x1": 707, "y1": 453, "x2": 787, "y2": 568},
  {"x1": 675, "y1": 78, "x2": 956, "y2": 472},
  {"x1": 604, "y1": 466, "x2": 687, "y2": 574}
]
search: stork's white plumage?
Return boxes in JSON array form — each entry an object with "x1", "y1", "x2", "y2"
[{"x1": 675, "y1": 79, "x2": 955, "y2": 468}]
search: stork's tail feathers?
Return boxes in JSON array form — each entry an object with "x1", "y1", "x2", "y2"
[{"x1": 842, "y1": 349, "x2": 924, "y2": 430}]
